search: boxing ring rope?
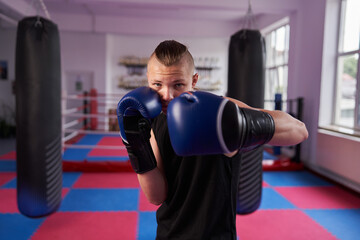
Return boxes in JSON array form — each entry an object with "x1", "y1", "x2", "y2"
[
  {"x1": 61, "y1": 88, "x2": 132, "y2": 172},
  {"x1": 63, "y1": 144, "x2": 126, "y2": 150}
]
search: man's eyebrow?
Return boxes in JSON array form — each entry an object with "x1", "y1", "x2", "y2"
[
  {"x1": 150, "y1": 79, "x2": 186, "y2": 83},
  {"x1": 173, "y1": 79, "x2": 186, "y2": 83}
]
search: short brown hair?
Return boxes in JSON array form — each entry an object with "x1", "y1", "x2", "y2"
[{"x1": 152, "y1": 40, "x2": 194, "y2": 69}]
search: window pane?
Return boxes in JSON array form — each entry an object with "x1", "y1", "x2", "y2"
[
  {"x1": 264, "y1": 69, "x2": 273, "y2": 110},
  {"x1": 279, "y1": 65, "x2": 288, "y2": 101},
  {"x1": 285, "y1": 25, "x2": 290, "y2": 63},
  {"x1": 264, "y1": 68, "x2": 277, "y2": 110},
  {"x1": 266, "y1": 32, "x2": 277, "y2": 67},
  {"x1": 264, "y1": 66, "x2": 288, "y2": 110},
  {"x1": 336, "y1": 54, "x2": 358, "y2": 127},
  {"x1": 276, "y1": 66, "x2": 288, "y2": 111},
  {"x1": 265, "y1": 34, "x2": 272, "y2": 67},
  {"x1": 264, "y1": 23, "x2": 289, "y2": 110},
  {"x1": 275, "y1": 26, "x2": 286, "y2": 66},
  {"x1": 340, "y1": 0, "x2": 360, "y2": 52}
]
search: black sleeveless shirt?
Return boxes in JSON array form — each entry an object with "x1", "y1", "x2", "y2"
[{"x1": 152, "y1": 113, "x2": 242, "y2": 240}]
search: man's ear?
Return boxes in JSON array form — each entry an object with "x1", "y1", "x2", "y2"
[{"x1": 192, "y1": 73, "x2": 199, "y2": 88}]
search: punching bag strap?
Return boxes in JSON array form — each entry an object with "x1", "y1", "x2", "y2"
[
  {"x1": 241, "y1": 0, "x2": 258, "y2": 32},
  {"x1": 31, "y1": 0, "x2": 52, "y2": 28}
]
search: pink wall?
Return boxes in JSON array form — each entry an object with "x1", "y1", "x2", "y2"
[
  {"x1": 289, "y1": 0, "x2": 360, "y2": 192},
  {"x1": 254, "y1": 0, "x2": 328, "y2": 169},
  {"x1": 317, "y1": 130, "x2": 360, "y2": 191},
  {"x1": 290, "y1": 0, "x2": 327, "y2": 163}
]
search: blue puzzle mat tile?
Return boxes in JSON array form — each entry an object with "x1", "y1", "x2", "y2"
[
  {"x1": 60, "y1": 189, "x2": 139, "y2": 211},
  {"x1": 1, "y1": 177, "x2": 16, "y2": 188},
  {"x1": 138, "y1": 212, "x2": 157, "y2": 240},
  {"x1": 1, "y1": 172, "x2": 81, "y2": 189},
  {"x1": 305, "y1": 209, "x2": 360, "y2": 240},
  {"x1": 62, "y1": 134, "x2": 103, "y2": 161},
  {"x1": 0, "y1": 214, "x2": 44, "y2": 240},
  {"x1": 75, "y1": 134, "x2": 103, "y2": 145},
  {"x1": 263, "y1": 171, "x2": 333, "y2": 187},
  {"x1": 62, "y1": 149, "x2": 90, "y2": 161},
  {"x1": 0, "y1": 161, "x2": 16, "y2": 172},
  {"x1": 62, "y1": 172, "x2": 82, "y2": 187},
  {"x1": 259, "y1": 188, "x2": 296, "y2": 210}
]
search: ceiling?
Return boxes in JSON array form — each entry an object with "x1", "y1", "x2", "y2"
[{"x1": 0, "y1": 0, "x2": 300, "y2": 36}]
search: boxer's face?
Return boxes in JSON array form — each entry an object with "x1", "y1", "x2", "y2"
[{"x1": 147, "y1": 56, "x2": 198, "y2": 114}]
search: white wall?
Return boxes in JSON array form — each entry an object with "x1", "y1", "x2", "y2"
[
  {"x1": 0, "y1": 28, "x2": 107, "y2": 132},
  {"x1": 0, "y1": 28, "x2": 107, "y2": 108},
  {"x1": 106, "y1": 35, "x2": 230, "y2": 96},
  {"x1": 0, "y1": 29, "x2": 16, "y2": 124},
  {"x1": 60, "y1": 31, "x2": 106, "y2": 94}
]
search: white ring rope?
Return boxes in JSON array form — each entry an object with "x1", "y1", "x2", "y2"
[
  {"x1": 63, "y1": 129, "x2": 120, "y2": 135},
  {"x1": 62, "y1": 113, "x2": 118, "y2": 118},
  {"x1": 63, "y1": 130, "x2": 80, "y2": 143},
  {"x1": 63, "y1": 95, "x2": 121, "y2": 101},
  {"x1": 63, "y1": 144, "x2": 126, "y2": 150},
  {"x1": 63, "y1": 119, "x2": 82, "y2": 129},
  {"x1": 64, "y1": 106, "x2": 91, "y2": 114},
  {"x1": 64, "y1": 108, "x2": 79, "y2": 115}
]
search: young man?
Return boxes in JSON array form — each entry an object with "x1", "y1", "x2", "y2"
[{"x1": 117, "y1": 40, "x2": 308, "y2": 239}]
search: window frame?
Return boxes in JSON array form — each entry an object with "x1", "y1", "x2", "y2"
[
  {"x1": 333, "y1": 0, "x2": 360, "y2": 131},
  {"x1": 263, "y1": 21, "x2": 290, "y2": 110}
]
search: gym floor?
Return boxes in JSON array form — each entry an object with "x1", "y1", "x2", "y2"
[{"x1": 1, "y1": 135, "x2": 360, "y2": 240}]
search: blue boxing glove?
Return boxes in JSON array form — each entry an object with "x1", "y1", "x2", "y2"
[
  {"x1": 117, "y1": 87, "x2": 162, "y2": 173},
  {"x1": 167, "y1": 91, "x2": 275, "y2": 156}
]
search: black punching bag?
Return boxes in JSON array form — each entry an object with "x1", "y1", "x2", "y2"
[
  {"x1": 15, "y1": 17, "x2": 62, "y2": 218},
  {"x1": 227, "y1": 29, "x2": 266, "y2": 215}
]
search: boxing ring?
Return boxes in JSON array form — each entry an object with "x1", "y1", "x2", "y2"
[
  {"x1": 61, "y1": 88, "x2": 304, "y2": 172},
  {"x1": 61, "y1": 89, "x2": 133, "y2": 172}
]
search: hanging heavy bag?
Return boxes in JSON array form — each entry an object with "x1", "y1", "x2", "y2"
[
  {"x1": 15, "y1": 16, "x2": 62, "y2": 218},
  {"x1": 228, "y1": 29, "x2": 265, "y2": 107},
  {"x1": 227, "y1": 29, "x2": 266, "y2": 215}
]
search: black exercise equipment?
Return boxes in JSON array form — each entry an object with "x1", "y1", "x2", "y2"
[
  {"x1": 227, "y1": 29, "x2": 266, "y2": 215},
  {"x1": 15, "y1": 16, "x2": 62, "y2": 218}
]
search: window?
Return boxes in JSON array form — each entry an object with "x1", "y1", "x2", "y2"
[
  {"x1": 335, "y1": 0, "x2": 360, "y2": 129},
  {"x1": 264, "y1": 24, "x2": 290, "y2": 110}
]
